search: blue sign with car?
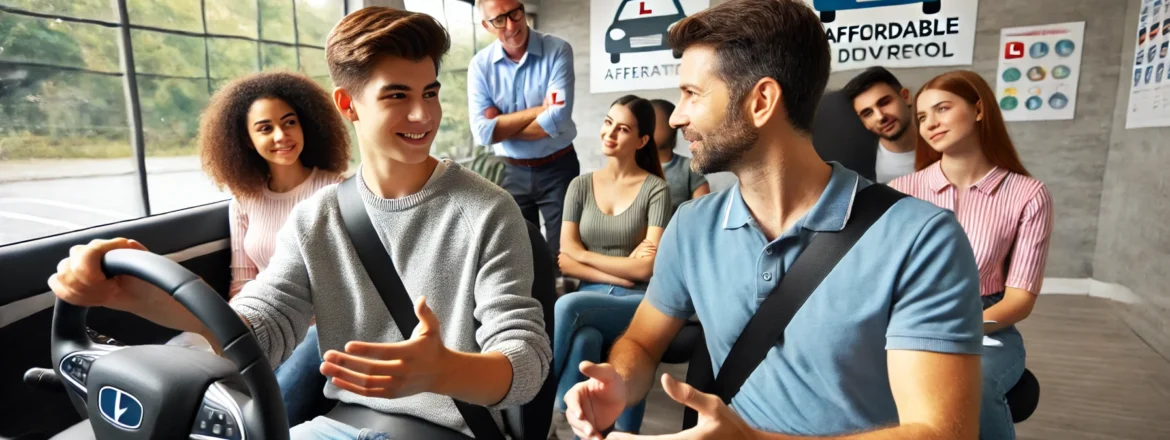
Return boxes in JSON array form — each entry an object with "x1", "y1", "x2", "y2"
[{"x1": 812, "y1": 0, "x2": 941, "y2": 23}]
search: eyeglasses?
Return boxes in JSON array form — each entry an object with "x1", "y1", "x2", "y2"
[{"x1": 486, "y1": 5, "x2": 525, "y2": 29}]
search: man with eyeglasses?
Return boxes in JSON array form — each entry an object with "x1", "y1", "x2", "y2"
[{"x1": 469, "y1": 0, "x2": 579, "y2": 262}]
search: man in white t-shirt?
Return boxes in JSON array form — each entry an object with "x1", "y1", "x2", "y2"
[{"x1": 843, "y1": 66, "x2": 917, "y2": 183}]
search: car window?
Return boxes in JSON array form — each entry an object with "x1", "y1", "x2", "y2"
[
  {"x1": 616, "y1": 0, "x2": 682, "y2": 21},
  {"x1": 0, "y1": 0, "x2": 352, "y2": 247}
]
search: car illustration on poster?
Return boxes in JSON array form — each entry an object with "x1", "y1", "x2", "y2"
[
  {"x1": 812, "y1": 0, "x2": 941, "y2": 23},
  {"x1": 605, "y1": 0, "x2": 688, "y2": 64}
]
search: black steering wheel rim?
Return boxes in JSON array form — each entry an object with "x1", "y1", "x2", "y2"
[{"x1": 50, "y1": 248, "x2": 289, "y2": 440}]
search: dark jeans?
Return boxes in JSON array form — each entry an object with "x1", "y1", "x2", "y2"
[
  {"x1": 501, "y1": 149, "x2": 580, "y2": 259},
  {"x1": 553, "y1": 284, "x2": 647, "y2": 433},
  {"x1": 275, "y1": 325, "x2": 335, "y2": 427}
]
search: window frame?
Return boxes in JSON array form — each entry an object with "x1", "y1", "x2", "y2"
[{"x1": 0, "y1": 0, "x2": 348, "y2": 244}]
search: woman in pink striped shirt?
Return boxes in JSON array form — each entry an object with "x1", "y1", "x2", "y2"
[
  {"x1": 890, "y1": 70, "x2": 1053, "y2": 440},
  {"x1": 198, "y1": 71, "x2": 351, "y2": 425}
]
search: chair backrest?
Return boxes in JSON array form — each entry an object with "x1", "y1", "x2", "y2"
[
  {"x1": 502, "y1": 220, "x2": 557, "y2": 440},
  {"x1": 468, "y1": 146, "x2": 507, "y2": 187},
  {"x1": 811, "y1": 89, "x2": 880, "y2": 181},
  {"x1": 660, "y1": 321, "x2": 703, "y2": 365}
]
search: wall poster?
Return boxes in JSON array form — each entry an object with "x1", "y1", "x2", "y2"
[
  {"x1": 590, "y1": 0, "x2": 710, "y2": 94},
  {"x1": 1126, "y1": 0, "x2": 1170, "y2": 129},
  {"x1": 800, "y1": 0, "x2": 980, "y2": 72},
  {"x1": 995, "y1": 21, "x2": 1085, "y2": 122}
]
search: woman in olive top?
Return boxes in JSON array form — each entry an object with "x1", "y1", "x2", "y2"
[{"x1": 554, "y1": 95, "x2": 672, "y2": 434}]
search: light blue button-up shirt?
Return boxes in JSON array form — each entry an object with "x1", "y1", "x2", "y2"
[
  {"x1": 467, "y1": 30, "x2": 577, "y2": 159},
  {"x1": 647, "y1": 162, "x2": 983, "y2": 436}
]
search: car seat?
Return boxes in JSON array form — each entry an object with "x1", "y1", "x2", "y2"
[{"x1": 811, "y1": 89, "x2": 879, "y2": 182}]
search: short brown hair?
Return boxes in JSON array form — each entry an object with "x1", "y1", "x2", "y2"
[
  {"x1": 668, "y1": 0, "x2": 830, "y2": 134},
  {"x1": 199, "y1": 71, "x2": 351, "y2": 199},
  {"x1": 326, "y1": 7, "x2": 451, "y2": 92}
]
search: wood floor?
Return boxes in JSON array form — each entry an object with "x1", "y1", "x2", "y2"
[{"x1": 553, "y1": 295, "x2": 1170, "y2": 439}]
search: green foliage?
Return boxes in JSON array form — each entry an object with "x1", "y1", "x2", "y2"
[
  {"x1": 205, "y1": 0, "x2": 259, "y2": 38},
  {"x1": 0, "y1": 0, "x2": 479, "y2": 161},
  {"x1": 0, "y1": 11, "x2": 120, "y2": 72},
  {"x1": 1, "y1": 0, "x2": 117, "y2": 21},
  {"x1": 295, "y1": 0, "x2": 341, "y2": 47},
  {"x1": 436, "y1": 70, "x2": 472, "y2": 160},
  {"x1": 132, "y1": 30, "x2": 206, "y2": 76},
  {"x1": 262, "y1": 43, "x2": 297, "y2": 71},
  {"x1": 259, "y1": 0, "x2": 295, "y2": 43},
  {"x1": 127, "y1": 0, "x2": 203, "y2": 32}
]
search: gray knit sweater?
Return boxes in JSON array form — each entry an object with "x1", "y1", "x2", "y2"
[{"x1": 229, "y1": 161, "x2": 552, "y2": 435}]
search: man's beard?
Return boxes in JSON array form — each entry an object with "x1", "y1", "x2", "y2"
[
  {"x1": 878, "y1": 119, "x2": 911, "y2": 142},
  {"x1": 686, "y1": 104, "x2": 758, "y2": 175}
]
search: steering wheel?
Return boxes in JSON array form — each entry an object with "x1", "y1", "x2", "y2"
[{"x1": 50, "y1": 249, "x2": 290, "y2": 440}]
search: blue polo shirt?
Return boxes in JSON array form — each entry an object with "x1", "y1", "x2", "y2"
[
  {"x1": 647, "y1": 162, "x2": 983, "y2": 436},
  {"x1": 467, "y1": 30, "x2": 577, "y2": 159}
]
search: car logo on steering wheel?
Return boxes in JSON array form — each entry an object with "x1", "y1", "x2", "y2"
[{"x1": 99, "y1": 386, "x2": 143, "y2": 429}]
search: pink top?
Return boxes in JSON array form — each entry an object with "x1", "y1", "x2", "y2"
[
  {"x1": 890, "y1": 162, "x2": 1053, "y2": 296},
  {"x1": 228, "y1": 168, "x2": 344, "y2": 295}
]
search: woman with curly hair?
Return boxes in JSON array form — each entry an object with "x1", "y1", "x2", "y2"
[{"x1": 198, "y1": 70, "x2": 351, "y2": 425}]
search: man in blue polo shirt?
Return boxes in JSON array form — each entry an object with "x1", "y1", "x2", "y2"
[
  {"x1": 469, "y1": 0, "x2": 578, "y2": 258},
  {"x1": 562, "y1": 1, "x2": 984, "y2": 439}
]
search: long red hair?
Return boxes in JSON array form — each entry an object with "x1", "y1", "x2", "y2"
[{"x1": 913, "y1": 70, "x2": 1030, "y2": 176}]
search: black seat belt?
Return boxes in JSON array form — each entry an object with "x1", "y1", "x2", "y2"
[
  {"x1": 683, "y1": 183, "x2": 906, "y2": 429},
  {"x1": 335, "y1": 175, "x2": 506, "y2": 440}
]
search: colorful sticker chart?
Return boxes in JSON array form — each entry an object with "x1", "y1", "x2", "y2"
[{"x1": 996, "y1": 21, "x2": 1085, "y2": 122}]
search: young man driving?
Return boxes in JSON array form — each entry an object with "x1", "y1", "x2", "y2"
[
  {"x1": 47, "y1": 7, "x2": 551, "y2": 439},
  {"x1": 563, "y1": 1, "x2": 984, "y2": 439},
  {"x1": 843, "y1": 66, "x2": 918, "y2": 184}
]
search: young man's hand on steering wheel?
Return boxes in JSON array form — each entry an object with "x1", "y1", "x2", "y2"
[
  {"x1": 48, "y1": 238, "x2": 152, "y2": 312},
  {"x1": 320, "y1": 295, "x2": 454, "y2": 399}
]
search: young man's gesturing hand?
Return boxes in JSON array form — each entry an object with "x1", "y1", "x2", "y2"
[{"x1": 321, "y1": 296, "x2": 451, "y2": 399}]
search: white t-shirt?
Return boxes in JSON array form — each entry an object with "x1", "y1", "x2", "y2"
[{"x1": 875, "y1": 142, "x2": 916, "y2": 184}]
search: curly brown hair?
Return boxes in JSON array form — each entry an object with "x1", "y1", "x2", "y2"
[{"x1": 199, "y1": 71, "x2": 351, "y2": 199}]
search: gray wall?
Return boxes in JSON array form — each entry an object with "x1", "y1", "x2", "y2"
[
  {"x1": 1096, "y1": 0, "x2": 1170, "y2": 359},
  {"x1": 538, "y1": 0, "x2": 1129, "y2": 279},
  {"x1": 537, "y1": 0, "x2": 741, "y2": 194}
]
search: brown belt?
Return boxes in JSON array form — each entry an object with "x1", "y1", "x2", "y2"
[{"x1": 502, "y1": 144, "x2": 574, "y2": 168}]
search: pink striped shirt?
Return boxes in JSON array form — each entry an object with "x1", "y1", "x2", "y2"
[
  {"x1": 890, "y1": 162, "x2": 1054, "y2": 296},
  {"x1": 228, "y1": 168, "x2": 344, "y2": 295}
]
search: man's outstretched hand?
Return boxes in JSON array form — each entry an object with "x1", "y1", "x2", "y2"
[
  {"x1": 563, "y1": 361, "x2": 631, "y2": 439},
  {"x1": 605, "y1": 374, "x2": 756, "y2": 440},
  {"x1": 320, "y1": 296, "x2": 451, "y2": 399}
]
